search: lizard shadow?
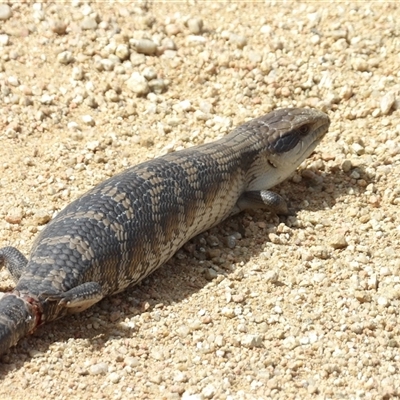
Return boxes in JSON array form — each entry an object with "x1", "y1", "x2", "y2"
[{"x1": 0, "y1": 162, "x2": 368, "y2": 372}]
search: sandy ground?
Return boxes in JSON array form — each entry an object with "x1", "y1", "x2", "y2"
[{"x1": 0, "y1": 1, "x2": 400, "y2": 399}]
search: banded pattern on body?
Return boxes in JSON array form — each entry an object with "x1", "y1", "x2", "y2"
[{"x1": 0, "y1": 107, "x2": 330, "y2": 355}]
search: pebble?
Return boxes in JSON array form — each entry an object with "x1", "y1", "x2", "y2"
[
  {"x1": 182, "y1": 394, "x2": 204, "y2": 400},
  {"x1": 115, "y1": 44, "x2": 130, "y2": 61},
  {"x1": 72, "y1": 67, "x2": 84, "y2": 81},
  {"x1": 148, "y1": 79, "x2": 167, "y2": 94},
  {"x1": 173, "y1": 100, "x2": 193, "y2": 112},
  {"x1": 352, "y1": 58, "x2": 369, "y2": 72},
  {"x1": 329, "y1": 233, "x2": 348, "y2": 249},
  {"x1": 126, "y1": 72, "x2": 150, "y2": 96},
  {"x1": 124, "y1": 357, "x2": 140, "y2": 367},
  {"x1": 7, "y1": 76, "x2": 19, "y2": 87},
  {"x1": 204, "y1": 268, "x2": 218, "y2": 281},
  {"x1": 202, "y1": 384, "x2": 216, "y2": 399},
  {"x1": 311, "y1": 246, "x2": 330, "y2": 260},
  {"x1": 341, "y1": 159, "x2": 353, "y2": 172},
  {"x1": 165, "y1": 24, "x2": 181, "y2": 36},
  {"x1": 5, "y1": 207, "x2": 24, "y2": 224},
  {"x1": 51, "y1": 20, "x2": 68, "y2": 35},
  {"x1": 0, "y1": 34, "x2": 9, "y2": 46},
  {"x1": 57, "y1": 51, "x2": 74, "y2": 65},
  {"x1": 81, "y1": 17, "x2": 98, "y2": 30},
  {"x1": 264, "y1": 270, "x2": 279, "y2": 283},
  {"x1": 130, "y1": 39, "x2": 157, "y2": 55},
  {"x1": 0, "y1": 4, "x2": 11, "y2": 20},
  {"x1": 130, "y1": 53, "x2": 146, "y2": 66},
  {"x1": 229, "y1": 33, "x2": 247, "y2": 49},
  {"x1": 351, "y1": 142, "x2": 365, "y2": 155},
  {"x1": 89, "y1": 363, "x2": 108, "y2": 375},
  {"x1": 225, "y1": 235, "x2": 237, "y2": 248},
  {"x1": 108, "y1": 372, "x2": 121, "y2": 383},
  {"x1": 33, "y1": 210, "x2": 52, "y2": 225},
  {"x1": 162, "y1": 38, "x2": 177, "y2": 50},
  {"x1": 380, "y1": 92, "x2": 395, "y2": 115},
  {"x1": 40, "y1": 94, "x2": 54, "y2": 105},
  {"x1": 377, "y1": 296, "x2": 389, "y2": 307},
  {"x1": 220, "y1": 307, "x2": 235, "y2": 318},
  {"x1": 100, "y1": 59, "x2": 115, "y2": 72},
  {"x1": 142, "y1": 67, "x2": 158, "y2": 81},
  {"x1": 186, "y1": 35, "x2": 206, "y2": 45},
  {"x1": 187, "y1": 18, "x2": 204, "y2": 34},
  {"x1": 82, "y1": 115, "x2": 95, "y2": 126},
  {"x1": 241, "y1": 334, "x2": 263, "y2": 348}
]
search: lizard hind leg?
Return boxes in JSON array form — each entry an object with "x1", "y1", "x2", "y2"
[{"x1": 41, "y1": 282, "x2": 104, "y2": 313}]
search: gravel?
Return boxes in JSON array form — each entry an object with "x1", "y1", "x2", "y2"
[{"x1": 0, "y1": 1, "x2": 400, "y2": 399}]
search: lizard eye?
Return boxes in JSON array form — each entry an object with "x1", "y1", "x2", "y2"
[{"x1": 298, "y1": 124, "x2": 310, "y2": 136}]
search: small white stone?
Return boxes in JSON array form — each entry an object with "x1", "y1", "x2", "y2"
[
  {"x1": 187, "y1": 18, "x2": 203, "y2": 34},
  {"x1": 142, "y1": 67, "x2": 157, "y2": 81},
  {"x1": 126, "y1": 72, "x2": 150, "y2": 96},
  {"x1": 72, "y1": 67, "x2": 84, "y2": 80},
  {"x1": 260, "y1": 24, "x2": 272, "y2": 34},
  {"x1": 7, "y1": 76, "x2": 19, "y2": 87},
  {"x1": 0, "y1": 34, "x2": 9, "y2": 46},
  {"x1": 352, "y1": 58, "x2": 369, "y2": 72},
  {"x1": 80, "y1": 4, "x2": 92, "y2": 15},
  {"x1": 241, "y1": 334, "x2": 263, "y2": 348},
  {"x1": 377, "y1": 296, "x2": 389, "y2": 307},
  {"x1": 0, "y1": 4, "x2": 12, "y2": 20},
  {"x1": 367, "y1": 275, "x2": 378, "y2": 290},
  {"x1": 82, "y1": 115, "x2": 95, "y2": 126},
  {"x1": 186, "y1": 35, "x2": 207, "y2": 44},
  {"x1": 173, "y1": 100, "x2": 192, "y2": 112},
  {"x1": 100, "y1": 59, "x2": 115, "y2": 71},
  {"x1": 300, "y1": 336, "x2": 310, "y2": 345},
  {"x1": 202, "y1": 384, "x2": 216, "y2": 399},
  {"x1": 220, "y1": 307, "x2": 235, "y2": 318},
  {"x1": 313, "y1": 273, "x2": 326, "y2": 283},
  {"x1": 351, "y1": 143, "x2": 365, "y2": 155},
  {"x1": 67, "y1": 121, "x2": 79, "y2": 131},
  {"x1": 229, "y1": 33, "x2": 247, "y2": 49},
  {"x1": 86, "y1": 140, "x2": 100, "y2": 151},
  {"x1": 181, "y1": 394, "x2": 204, "y2": 400},
  {"x1": 264, "y1": 270, "x2": 279, "y2": 283},
  {"x1": 283, "y1": 336, "x2": 300, "y2": 350},
  {"x1": 130, "y1": 39, "x2": 157, "y2": 55},
  {"x1": 57, "y1": 51, "x2": 74, "y2": 64},
  {"x1": 148, "y1": 79, "x2": 167, "y2": 94},
  {"x1": 380, "y1": 92, "x2": 395, "y2": 115},
  {"x1": 124, "y1": 357, "x2": 139, "y2": 367},
  {"x1": 81, "y1": 17, "x2": 97, "y2": 30},
  {"x1": 108, "y1": 372, "x2": 121, "y2": 383},
  {"x1": 89, "y1": 362, "x2": 108, "y2": 375},
  {"x1": 40, "y1": 94, "x2": 54, "y2": 105},
  {"x1": 116, "y1": 44, "x2": 130, "y2": 61},
  {"x1": 174, "y1": 371, "x2": 188, "y2": 383},
  {"x1": 273, "y1": 305, "x2": 283, "y2": 314}
]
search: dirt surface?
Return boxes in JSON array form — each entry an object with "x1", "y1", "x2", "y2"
[{"x1": 0, "y1": 1, "x2": 400, "y2": 399}]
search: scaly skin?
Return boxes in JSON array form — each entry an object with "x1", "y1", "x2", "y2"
[{"x1": 0, "y1": 108, "x2": 330, "y2": 355}]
